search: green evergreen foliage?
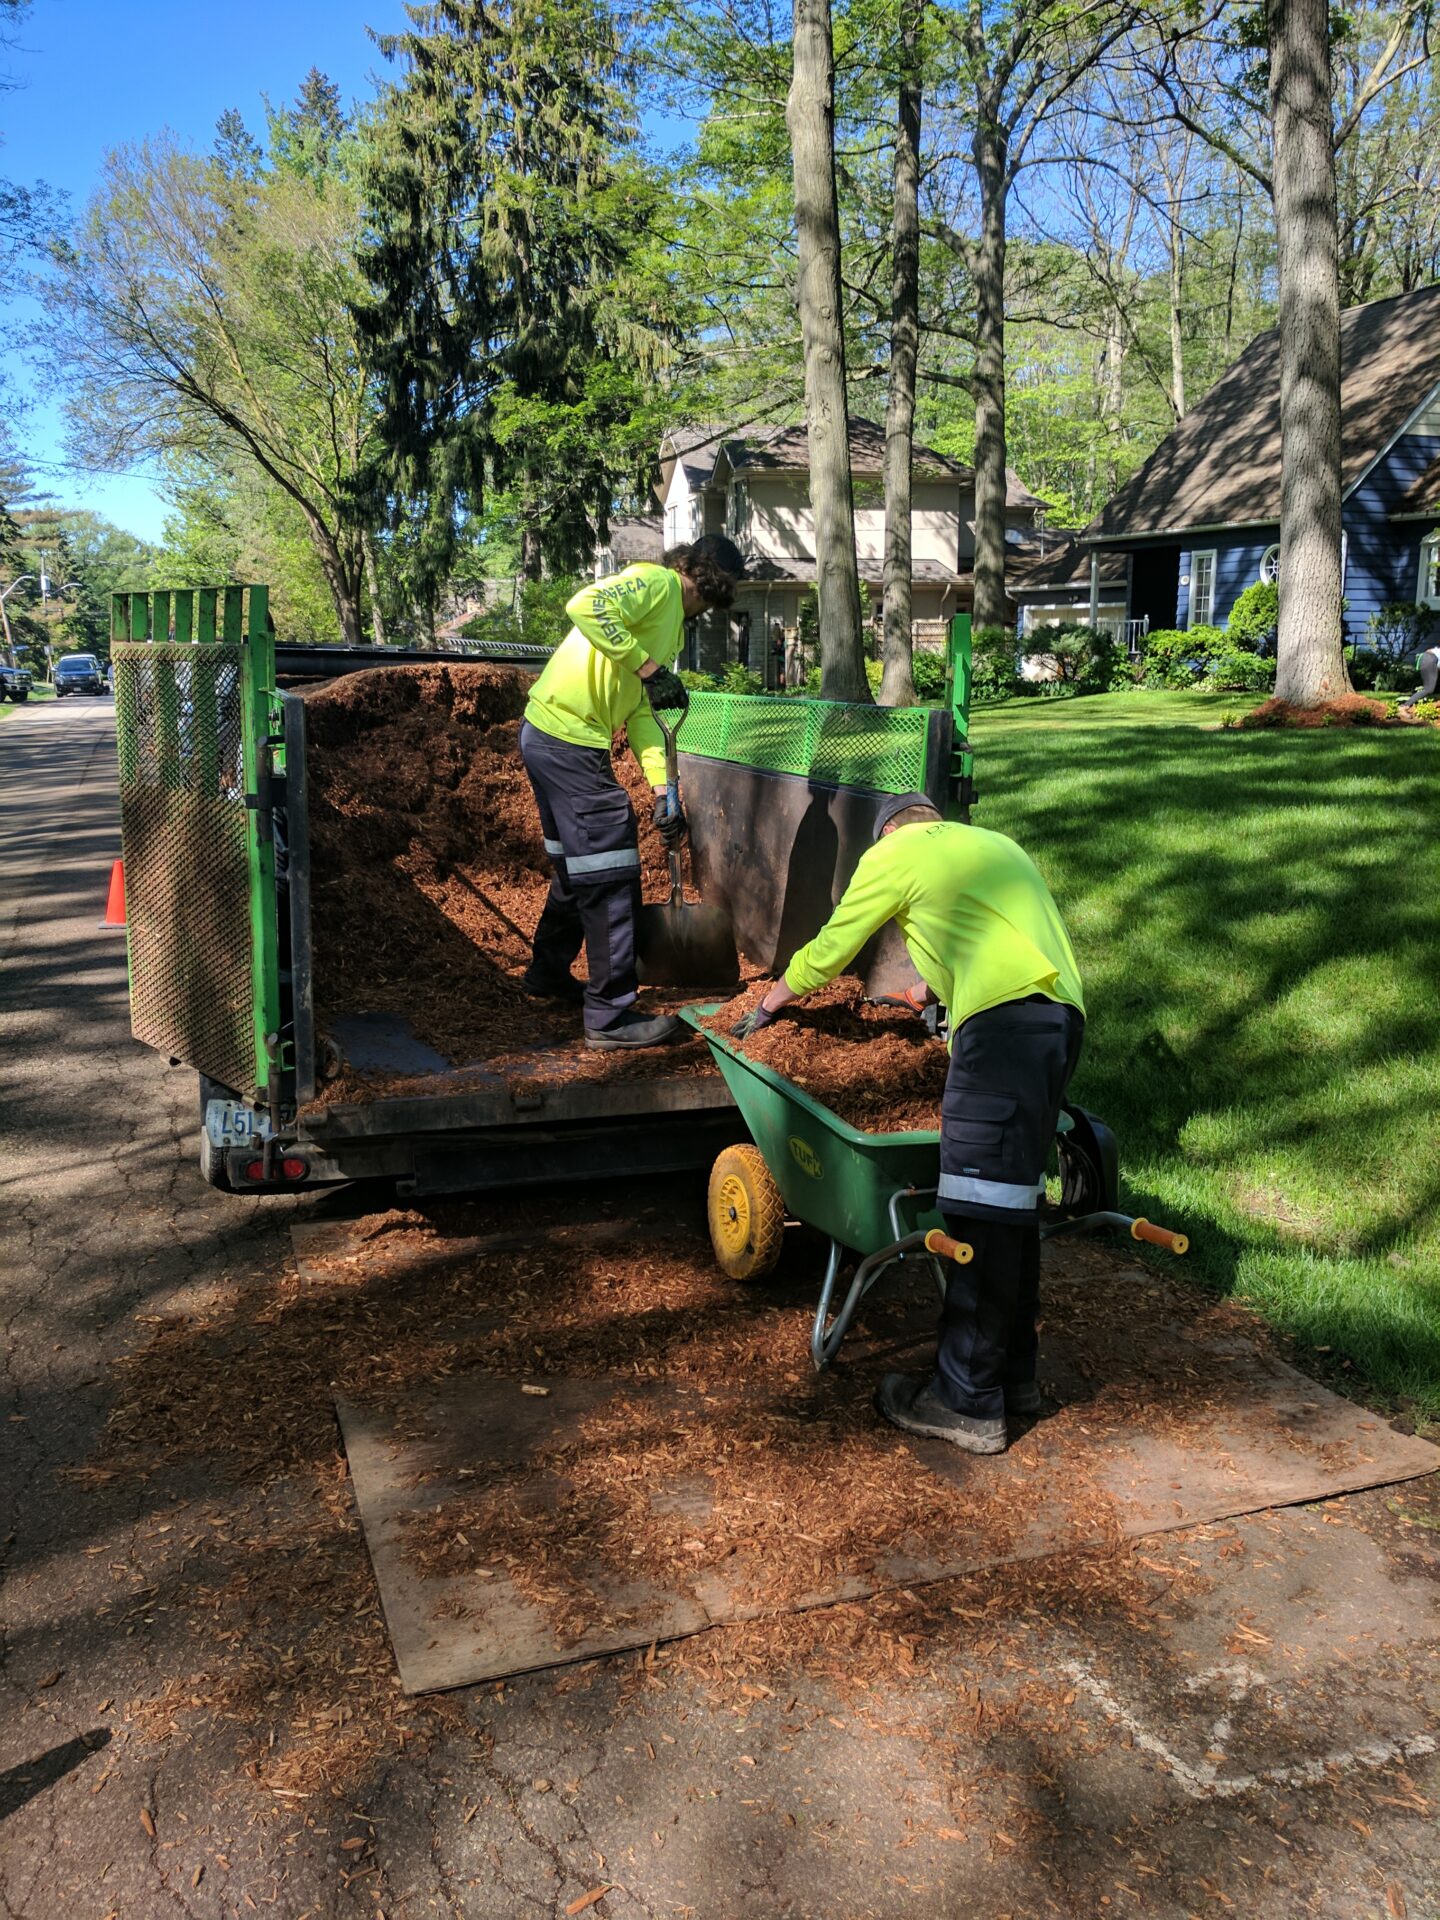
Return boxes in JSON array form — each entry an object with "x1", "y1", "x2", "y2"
[
  {"x1": 458, "y1": 577, "x2": 579, "y2": 651},
  {"x1": 1225, "y1": 581, "x2": 1280, "y2": 652},
  {"x1": 355, "y1": 0, "x2": 669, "y2": 599}
]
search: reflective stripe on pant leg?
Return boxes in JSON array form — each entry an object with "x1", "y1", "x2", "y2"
[
  {"x1": 566, "y1": 846, "x2": 641, "y2": 878},
  {"x1": 937, "y1": 1172, "x2": 1045, "y2": 1211}
]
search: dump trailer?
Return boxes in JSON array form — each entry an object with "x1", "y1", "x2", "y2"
[{"x1": 110, "y1": 584, "x2": 974, "y2": 1199}]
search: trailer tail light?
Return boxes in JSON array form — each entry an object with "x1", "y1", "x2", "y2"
[{"x1": 242, "y1": 1157, "x2": 309, "y2": 1184}]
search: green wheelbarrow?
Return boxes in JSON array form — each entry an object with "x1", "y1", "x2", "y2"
[{"x1": 681, "y1": 1005, "x2": 1189, "y2": 1370}]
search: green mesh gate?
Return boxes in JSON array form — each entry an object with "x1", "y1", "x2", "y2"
[
  {"x1": 112, "y1": 586, "x2": 281, "y2": 1104},
  {"x1": 679, "y1": 691, "x2": 932, "y2": 794}
]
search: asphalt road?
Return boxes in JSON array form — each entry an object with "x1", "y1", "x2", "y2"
[{"x1": 3, "y1": 696, "x2": 1439, "y2": 1920}]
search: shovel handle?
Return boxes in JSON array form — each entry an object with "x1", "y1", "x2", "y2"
[{"x1": 655, "y1": 707, "x2": 686, "y2": 905}]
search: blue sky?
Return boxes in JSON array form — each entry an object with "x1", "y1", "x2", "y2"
[{"x1": 1, "y1": 0, "x2": 413, "y2": 542}]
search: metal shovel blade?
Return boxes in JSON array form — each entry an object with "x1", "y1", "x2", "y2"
[{"x1": 637, "y1": 897, "x2": 740, "y2": 990}]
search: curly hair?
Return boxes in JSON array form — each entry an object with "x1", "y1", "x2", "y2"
[{"x1": 663, "y1": 534, "x2": 747, "y2": 610}]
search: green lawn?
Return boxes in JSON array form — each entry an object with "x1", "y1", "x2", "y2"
[{"x1": 971, "y1": 689, "x2": 1440, "y2": 1418}]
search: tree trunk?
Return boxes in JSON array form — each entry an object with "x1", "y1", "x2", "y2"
[
  {"x1": 787, "y1": 0, "x2": 868, "y2": 701},
  {"x1": 1268, "y1": 0, "x2": 1349, "y2": 705},
  {"x1": 300, "y1": 506, "x2": 364, "y2": 645},
  {"x1": 362, "y1": 531, "x2": 387, "y2": 646},
  {"x1": 1168, "y1": 215, "x2": 1187, "y2": 419},
  {"x1": 970, "y1": 112, "x2": 1009, "y2": 634},
  {"x1": 1103, "y1": 304, "x2": 1125, "y2": 495},
  {"x1": 879, "y1": 0, "x2": 923, "y2": 709}
]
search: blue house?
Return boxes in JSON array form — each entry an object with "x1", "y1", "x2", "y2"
[{"x1": 1083, "y1": 283, "x2": 1440, "y2": 647}]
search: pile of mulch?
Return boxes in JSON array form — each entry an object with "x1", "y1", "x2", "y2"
[
  {"x1": 301, "y1": 663, "x2": 724, "y2": 1089},
  {"x1": 1236, "y1": 692, "x2": 1438, "y2": 729},
  {"x1": 703, "y1": 977, "x2": 948, "y2": 1133}
]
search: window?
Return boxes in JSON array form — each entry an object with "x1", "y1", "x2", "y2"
[
  {"x1": 1189, "y1": 550, "x2": 1217, "y2": 627},
  {"x1": 1259, "y1": 545, "x2": 1279, "y2": 584},
  {"x1": 663, "y1": 503, "x2": 680, "y2": 547},
  {"x1": 1420, "y1": 533, "x2": 1440, "y2": 609},
  {"x1": 689, "y1": 495, "x2": 703, "y2": 539},
  {"x1": 729, "y1": 481, "x2": 749, "y2": 539}
]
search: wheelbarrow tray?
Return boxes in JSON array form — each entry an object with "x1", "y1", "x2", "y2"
[{"x1": 680, "y1": 1005, "x2": 943, "y2": 1255}]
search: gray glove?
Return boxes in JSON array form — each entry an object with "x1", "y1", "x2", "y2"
[{"x1": 731, "y1": 1004, "x2": 775, "y2": 1040}]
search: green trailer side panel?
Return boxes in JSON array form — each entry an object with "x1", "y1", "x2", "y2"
[{"x1": 112, "y1": 582, "x2": 280, "y2": 1103}]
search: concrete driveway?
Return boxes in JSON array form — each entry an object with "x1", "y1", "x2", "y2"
[{"x1": 2, "y1": 697, "x2": 1438, "y2": 1920}]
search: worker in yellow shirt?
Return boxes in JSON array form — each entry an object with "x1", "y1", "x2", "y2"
[
  {"x1": 520, "y1": 535, "x2": 746, "y2": 1049},
  {"x1": 734, "y1": 792, "x2": 1085, "y2": 1454}
]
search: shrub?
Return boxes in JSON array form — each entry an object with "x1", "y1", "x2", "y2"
[
  {"x1": 1137, "y1": 625, "x2": 1227, "y2": 687},
  {"x1": 1021, "y1": 622, "x2": 1125, "y2": 694},
  {"x1": 912, "y1": 649, "x2": 949, "y2": 700},
  {"x1": 970, "y1": 623, "x2": 1024, "y2": 702},
  {"x1": 679, "y1": 668, "x2": 718, "y2": 692},
  {"x1": 1205, "y1": 646, "x2": 1275, "y2": 692},
  {"x1": 1361, "y1": 601, "x2": 1438, "y2": 691},
  {"x1": 716, "y1": 660, "x2": 764, "y2": 696},
  {"x1": 1225, "y1": 581, "x2": 1279, "y2": 653}
]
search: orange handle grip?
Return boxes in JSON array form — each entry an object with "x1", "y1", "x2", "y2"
[
  {"x1": 1131, "y1": 1218, "x2": 1189, "y2": 1256},
  {"x1": 924, "y1": 1229, "x2": 973, "y2": 1265}
]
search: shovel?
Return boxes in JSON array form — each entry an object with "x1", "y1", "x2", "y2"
[{"x1": 637, "y1": 706, "x2": 740, "y2": 990}]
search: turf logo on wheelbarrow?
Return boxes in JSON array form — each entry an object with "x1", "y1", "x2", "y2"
[{"x1": 788, "y1": 1135, "x2": 824, "y2": 1179}]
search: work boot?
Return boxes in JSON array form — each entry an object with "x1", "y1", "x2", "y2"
[
  {"x1": 875, "y1": 1373, "x2": 1007, "y2": 1455},
  {"x1": 1004, "y1": 1382, "x2": 1043, "y2": 1417},
  {"x1": 520, "y1": 965, "x2": 585, "y2": 1005},
  {"x1": 584, "y1": 1010, "x2": 682, "y2": 1051}
]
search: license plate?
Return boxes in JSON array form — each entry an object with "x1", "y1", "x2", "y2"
[{"x1": 205, "y1": 1100, "x2": 274, "y2": 1149}]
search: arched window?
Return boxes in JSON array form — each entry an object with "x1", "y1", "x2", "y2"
[{"x1": 1259, "y1": 545, "x2": 1280, "y2": 584}]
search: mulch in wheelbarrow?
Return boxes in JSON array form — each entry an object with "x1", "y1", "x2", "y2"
[
  {"x1": 315, "y1": 1207, "x2": 1437, "y2": 1693},
  {"x1": 703, "y1": 978, "x2": 948, "y2": 1133},
  {"x1": 300, "y1": 663, "x2": 731, "y2": 1099}
]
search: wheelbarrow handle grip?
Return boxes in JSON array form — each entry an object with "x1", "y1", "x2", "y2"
[
  {"x1": 1130, "y1": 1217, "x2": 1189, "y2": 1255},
  {"x1": 923, "y1": 1228, "x2": 973, "y2": 1265}
]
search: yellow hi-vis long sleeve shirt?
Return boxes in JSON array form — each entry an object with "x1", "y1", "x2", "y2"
[
  {"x1": 523, "y1": 563, "x2": 683, "y2": 788},
  {"x1": 783, "y1": 820, "x2": 1085, "y2": 1036}
]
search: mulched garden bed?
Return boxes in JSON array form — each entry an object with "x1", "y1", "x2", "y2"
[
  {"x1": 1237, "y1": 693, "x2": 1439, "y2": 729},
  {"x1": 300, "y1": 663, "x2": 727, "y2": 1094},
  {"x1": 702, "y1": 978, "x2": 949, "y2": 1133}
]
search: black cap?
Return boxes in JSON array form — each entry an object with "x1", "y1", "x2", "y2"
[{"x1": 872, "y1": 791, "x2": 940, "y2": 842}]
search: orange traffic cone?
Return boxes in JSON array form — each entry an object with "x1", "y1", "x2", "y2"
[{"x1": 100, "y1": 858, "x2": 126, "y2": 929}]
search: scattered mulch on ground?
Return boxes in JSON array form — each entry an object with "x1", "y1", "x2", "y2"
[
  {"x1": 703, "y1": 978, "x2": 948, "y2": 1133},
  {"x1": 1236, "y1": 693, "x2": 1438, "y2": 729},
  {"x1": 92, "y1": 1188, "x2": 1286, "y2": 1790},
  {"x1": 301, "y1": 663, "x2": 723, "y2": 1085}
]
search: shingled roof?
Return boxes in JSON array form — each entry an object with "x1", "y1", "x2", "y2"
[
  {"x1": 1086, "y1": 282, "x2": 1440, "y2": 543},
  {"x1": 725, "y1": 417, "x2": 973, "y2": 482}
]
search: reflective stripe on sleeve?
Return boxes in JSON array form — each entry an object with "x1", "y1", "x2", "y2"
[
  {"x1": 937, "y1": 1172, "x2": 1045, "y2": 1210},
  {"x1": 543, "y1": 837, "x2": 565, "y2": 858},
  {"x1": 565, "y1": 847, "x2": 642, "y2": 877}
]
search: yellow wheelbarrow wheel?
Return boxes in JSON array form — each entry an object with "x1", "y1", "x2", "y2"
[{"x1": 707, "y1": 1143, "x2": 785, "y2": 1281}]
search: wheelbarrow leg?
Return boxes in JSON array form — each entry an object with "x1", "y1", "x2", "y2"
[
  {"x1": 812, "y1": 1242, "x2": 907, "y2": 1371},
  {"x1": 810, "y1": 1240, "x2": 846, "y2": 1371}
]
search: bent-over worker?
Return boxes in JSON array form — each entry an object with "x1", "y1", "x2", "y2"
[
  {"x1": 734, "y1": 793, "x2": 1084, "y2": 1454},
  {"x1": 520, "y1": 536, "x2": 746, "y2": 1050}
]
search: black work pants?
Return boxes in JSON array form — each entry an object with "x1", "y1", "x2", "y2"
[
  {"x1": 934, "y1": 995, "x2": 1085, "y2": 1420},
  {"x1": 519, "y1": 721, "x2": 643, "y2": 1031}
]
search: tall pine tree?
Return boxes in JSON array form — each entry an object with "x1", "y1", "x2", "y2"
[{"x1": 356, "y1": 0, "x2": 661, "y2": 593}]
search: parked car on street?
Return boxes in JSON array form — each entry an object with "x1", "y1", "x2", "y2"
[
  {"x1": 53, "y1": 653, "x2": 107, "y2": 697},
  {"x1": 0, "y1": 662, "x2": 32, "y2": 702}
]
